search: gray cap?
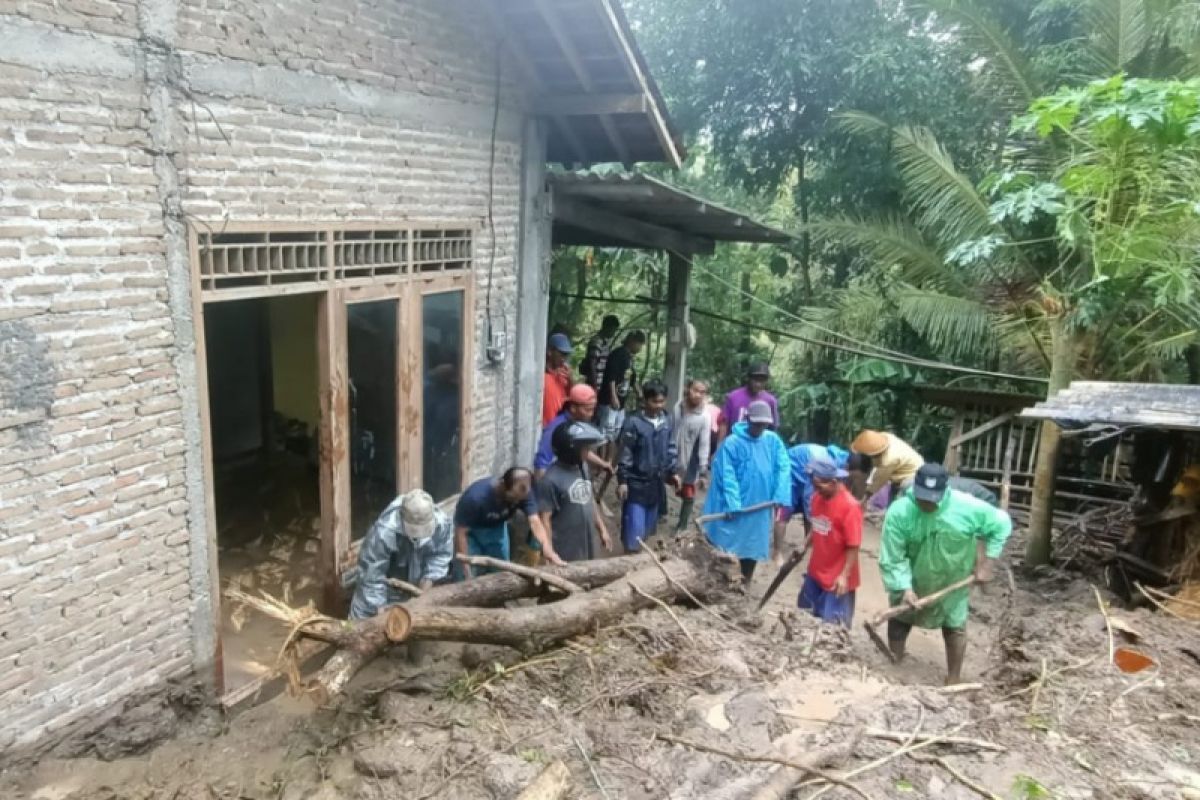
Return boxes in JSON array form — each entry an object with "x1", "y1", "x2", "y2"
[
  {"x1": 747, "y1": 400, "x2": 774, "y2": 425},
  {"x1": 400, "y1": 490, "x2": 437, "y2": 539}
]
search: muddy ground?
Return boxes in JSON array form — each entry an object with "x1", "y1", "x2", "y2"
[{"x1": 5, "y1": 516, "x2": 1200, "y2": 800}]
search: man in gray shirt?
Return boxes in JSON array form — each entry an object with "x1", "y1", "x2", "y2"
[
  {"x1": 539, "y1": 421, "x2": 611, "y2": 562},
  {"x1": 350, "y1": 489, "x2": 453, "y2": 619}
]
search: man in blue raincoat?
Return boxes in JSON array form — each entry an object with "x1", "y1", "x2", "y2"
[
  {"x1": 786, "y1": 443, "x2": 851, "y2": 534},
  {"x1": 702, "y1": 400, "x2": 791, "y2": 581}
]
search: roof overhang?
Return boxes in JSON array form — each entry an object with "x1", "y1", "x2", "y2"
[
  {"x1": 489, "y1": 0, "x2": 684, "y2": 168},
  {"x1": 1021, "y1": 381, "x2": 1200, "y2": 432},
  {"x1": 549, "y1": 172, "x2": 793, "y2": 255}
]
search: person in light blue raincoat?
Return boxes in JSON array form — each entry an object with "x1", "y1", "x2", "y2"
[
  {"x1": 787, "y1": 443, "x2": 850, "y2": 532},
  {"x1": 702, "y1": 400, "x2": 791, "y2": 581}
]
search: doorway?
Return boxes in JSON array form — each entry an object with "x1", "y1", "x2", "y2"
[{"x1": 204, "y1": 293, "x2": 323, "y2": 692}]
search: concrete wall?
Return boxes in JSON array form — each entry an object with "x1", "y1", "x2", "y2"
[{"x1": 0, "y1": 0, "x2": 529, "y2": 756}]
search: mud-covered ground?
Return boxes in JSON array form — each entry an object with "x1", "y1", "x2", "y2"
[{"x1": 5, "y1": 519, "x2": 1200, "y2": 800}]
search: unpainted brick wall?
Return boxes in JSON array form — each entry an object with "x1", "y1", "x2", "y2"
[
  {"x1": 0, "y1": 0, "x2": 527, "y2": 756},
  {"x1": 0, "y1": 65, "x2": 194, "y2": 753}
]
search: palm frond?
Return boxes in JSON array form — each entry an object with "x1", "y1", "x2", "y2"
[
  {"x1": 891, "y1": 286, "x2": 999, "y2": 363},
  {"x1": 916, "y1": 0, "x2": 1042, "y2": 108},
  {"x1": 1084, "y1": 0, "x2": 1151, "y2": 75},
  {"x1": 888, "y1": 124, "x2": 996, "y2": 249},
  {"x1": 807, "y1": 215, "x2": 967, "y2": 293}
]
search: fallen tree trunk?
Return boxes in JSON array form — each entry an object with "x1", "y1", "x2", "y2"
[
  {"x1": 748, "y1": 730, "x2": 863, "y2": 800},
  {"x1": 384, "y1": 546, "x2": 738, "y2": 649},
  {"x1": 305, "y1": 554, "x2": 653, "y2": 703}
]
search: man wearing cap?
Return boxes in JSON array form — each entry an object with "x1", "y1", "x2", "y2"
[
  {"x1": 786, "y1": 443, "x2": 852, "y2": 536},
  {"x1": 534, "y1": 383, "x2": 612, "y2": 478},
  {"x1": 542, "y1": 333, "x2": 575, "y2": 428},
  {"x1": 703, "y1": 399, "x2": 791, "y2": 581},
  {"x1": 797, "y1": 454, "x2": 862, "y2": 627},
  {"x1": 879, "y1": 463, "x2": 1012, "y2": 684},
  {"x1": 350, "y1": 490, "x2": 453, "y2": 619},
  {"x1": 716, "y1": 362, "x2": 779, "y2": 450},
  {"x1": 851, "y1": 429, "x2": 924, "y2": 508}
]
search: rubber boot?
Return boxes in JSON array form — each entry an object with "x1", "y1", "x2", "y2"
[
  {"x1": 888, "y1": 639, "x2": 907, "y2": 664},
  {"x1": 943, "y1": 628, "x2": 968, "y2": 685},
  {"x1": 676, "y1": 498, "x2": 695, "y2": 533}
]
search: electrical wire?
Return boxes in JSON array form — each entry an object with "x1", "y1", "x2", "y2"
[
  {"x1": 548, "y1": 290, "x2": 1048, "y2": 384},
  {"x1": 680, "y1": 255, "x2": 1044, "y2": 383},
  {"x1": 483, "y1": 37, "x2": 504, "y2": 360}
]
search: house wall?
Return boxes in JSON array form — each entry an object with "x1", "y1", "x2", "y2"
[{"x1": 0, "y1": 0, "x2": 531, "y2": 757}]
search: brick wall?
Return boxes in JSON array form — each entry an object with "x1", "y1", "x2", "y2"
[
  {"x1": 0, "y1": 62, "x2": 195, "y2": 753},
  {"x1": 0, "y1": 0, "x2": 528, "y2": 756}
]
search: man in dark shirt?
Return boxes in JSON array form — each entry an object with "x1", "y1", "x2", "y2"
[
  {"x1": 617, "y1": 378, "x2": 679, "y2": 552},
  {"x1": 453, "y1": 468, "x2": 562, "y2": 577},
  {"x1": 581, "y1": 315, "x2": 620, "y2": 390},
  {"x1": 539, "y1": 421, "x2": 611, "y2": 561}
]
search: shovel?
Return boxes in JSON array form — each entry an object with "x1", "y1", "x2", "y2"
[
  {"x1": 756, "y1": 535, "x2": 813, "y2": 611},
  {"x1": 862, "y1": 575, "x2": 977, "y2": 664}
]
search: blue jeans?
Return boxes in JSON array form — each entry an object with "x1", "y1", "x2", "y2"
[
  {"x1": 453, "y1": 524, "x2": 510, "y2": 580},
  {"x1": 621, "y1": 501, "x2": 660, "y2": 552}
]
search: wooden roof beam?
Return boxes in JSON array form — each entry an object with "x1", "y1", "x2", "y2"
[
  {"x1": 530, "y1": 0, "x2": 634, "y2": 167},
  {"x1": 535, "y1": 92, "x2": 649, "y2": 116},
  {"x1": 554, "y1": 194, "x2": 715, "y2": 255}
]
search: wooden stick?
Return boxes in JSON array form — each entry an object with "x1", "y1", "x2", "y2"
[
  {"x1": 656, "y1": 733, "x2": 871, "y2": 800},
  {"x1": 867, "y1": 575, "x2": 977, "y2": 626},
  {"x1": 1093, "y1": 584, "x2": 1115, "y2": 669},
  {"x1": 628, "y1": 580, "x2": 695, "y2": 644},
  {"x1": 1135, "y1": 583, "x2": 1189, "y2": 620},
  {"x1": 694, "y1": 500, "x2": 779, "y2": 525},
  {"x1": 515, "y1": 759, "x2": 572, "y2": 800},
  {"x1": 386, "y1": 578, "x2": 423, "y2": 596},
  {"x1": 863, "y1": 729, "x2": 1004, "y2": 752},
  {"x1": 937, "y1": 682, "x2": 984, "y2": 695},
  {"x1": 911, "y1": 754, "x2": 1002, "y2": 800},
  {"x1": 456, "y1": 554, "x2": 584, "y2": 594}
]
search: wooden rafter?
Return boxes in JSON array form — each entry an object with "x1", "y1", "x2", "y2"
[{"x1": 530, "y1": 0, "x2": 634, "y2": 166}]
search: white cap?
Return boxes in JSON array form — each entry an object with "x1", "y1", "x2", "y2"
[{"x1": 400, "y1": 490, "x2": 436, "y2": 540}]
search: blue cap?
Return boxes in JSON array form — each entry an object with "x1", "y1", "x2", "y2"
[
  {"x1": 809, "y1": 454, "x2": 848, "y2": 480},
  {"x1": 548, "y1": 333, "x2": 573, "y2": 354}
]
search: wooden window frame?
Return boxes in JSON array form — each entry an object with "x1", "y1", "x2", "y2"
[{"x1": 187, "y1": 222, "x2": 475, "y2": 698}]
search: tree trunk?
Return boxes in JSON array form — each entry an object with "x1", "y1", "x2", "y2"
[
  {"x1": 385, "y1": 549, "x2": 739, "y2": 650},
  {"x1": 747, "y1": 733, "x2": 861, "y2": 800},
  {"x1": 1025, "y1": 317, "x2": 1077, "y2": 566},
  {"x1": 797, "y1": 148, "x2": 813, "y2": 303},
  {"x1": 305, "y1": 555, "x2": 652, "y2": 704}
]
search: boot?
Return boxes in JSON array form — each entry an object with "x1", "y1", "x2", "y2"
[
  {"x1": 676, "y1": 498, "x2": 695, "y2": 532},
  {"x1": 888, "y1": 639, "x2": 907, "y2": 664},
  {"x1": 943, "y1": 628, "x2": 968, "y2": 685}
]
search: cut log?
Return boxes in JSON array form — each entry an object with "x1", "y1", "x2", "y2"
[
  {"x1": 515, "y1": 759, "x2": 572, "y2": 800},
  {"x1": 384, "y1": 544, "x2": 739, "y2": 650},
  {"x1": 305, "y1": 554, "x2": 652, "y2": 704}
]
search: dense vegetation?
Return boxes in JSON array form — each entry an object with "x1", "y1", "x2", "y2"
[{"x1": 548, "y1": 0, "x2": 1200, "y2": 556}]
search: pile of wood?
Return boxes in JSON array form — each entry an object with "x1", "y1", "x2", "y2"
[{"x1": 229, "y1": 535, "x2": 742, "y2": 705}]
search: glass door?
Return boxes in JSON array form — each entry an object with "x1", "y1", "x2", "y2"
[
  {"x1": 345, "y1": 298, "x2": 399, "y2": 540},
  {"x1": 420, "y1": 290, "x2": 465, "y2": 501}
]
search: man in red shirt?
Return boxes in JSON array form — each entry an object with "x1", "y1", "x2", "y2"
[
  {"x1": 797, "y1": 453, "x2": 862, "y2": 627},
  {"x1": 542, "y1": 333, "x2": 573, "y2": 428}
]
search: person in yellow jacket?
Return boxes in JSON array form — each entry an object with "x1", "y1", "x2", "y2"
[
  {"x1": 851, "y1": 429, "x2": 924, "y2": 508},
  {"x1": 879, "y1": 463, "x2": 1012, "y2": 684}
]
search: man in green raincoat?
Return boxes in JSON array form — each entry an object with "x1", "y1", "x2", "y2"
[{"x1": 879, "y1": 463, "x2": 1012, "y2": 684}]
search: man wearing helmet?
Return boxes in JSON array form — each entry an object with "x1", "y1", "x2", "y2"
[
  {"x1": 538, "y1": 421, "x2": 612, "y2": 561},
  {"x1": 349, "y1": 489, "x2": 454, "y2": 620}
]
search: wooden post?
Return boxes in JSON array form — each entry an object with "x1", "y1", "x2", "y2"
[
  {"x1": 1000, "y1": 432, "x2": 1016, "y2": 511},
  {"x1": 662, "y1": 251, "x2": 691, "y2": 405},
  {"x1": 945, "y1": 411, "x2": 964, "y2": 473},
  {"x1": 317, "y1": 291, "x2": 350, "y2": 616}
]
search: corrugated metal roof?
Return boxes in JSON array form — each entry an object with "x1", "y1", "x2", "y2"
[
  {"x1": 1020, "y1": 381, "x2": 1200, "y2": 431},
  {"x1": 549, "y1": 172, "x2": 793, "y2": 251},
  {"x1": 492, "y1": 0, "x2": 683, "y2": 167}
]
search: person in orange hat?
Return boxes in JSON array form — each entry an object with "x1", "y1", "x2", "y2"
[
  {"x1": 534, "y1": 383, "x2": 612, "y2": 479},
  {"x1": 851, "y1": 429, "x2": 924, "y2": 508}
]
